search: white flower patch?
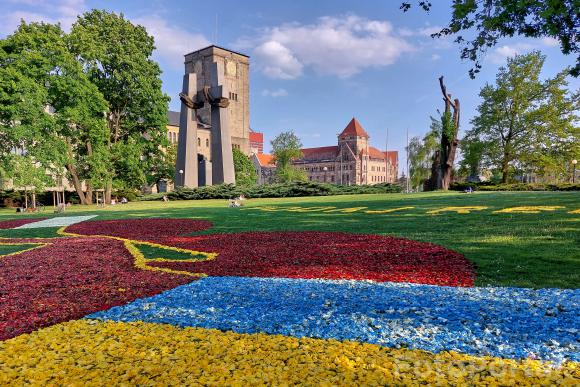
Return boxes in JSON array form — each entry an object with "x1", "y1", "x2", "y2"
[{"x1": 15, "y1": 215, "x2": 98, "y2": 229}]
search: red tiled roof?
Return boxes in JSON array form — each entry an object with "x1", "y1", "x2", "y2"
[
  {"x1": 299, "y1": 146, "x2": 339, "y2": 161},
  {"x1": 249, "y1": 132, "x2": 263, "y2": 143},
  {"x1": 339, "y1": 118, "x2": 369, "y2": 138},
  {"x1": 361, "y1": 147, "x2": 398, "y2": 165},
  {"x1": 256, "y1": 153, "x2": 275, "y2": 167}
]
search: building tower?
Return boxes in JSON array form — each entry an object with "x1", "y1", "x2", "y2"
[{"x1": 184, "y1": 46, "x2": 250, "y2": 154}]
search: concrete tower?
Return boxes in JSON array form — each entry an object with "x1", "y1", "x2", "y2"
[{"x1": 184, "y1": 46, "x2": 250, "y2": 154}]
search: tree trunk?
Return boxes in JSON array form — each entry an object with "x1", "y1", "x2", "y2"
[
  {"x1": 66, "y1": 163, "x2": 88, "y2": 205},
  {"x1": 429, "y1": 76, "x2": 461, "y2": 191},
  {"x1": 501, "y1": 154, "x2": 510, "y2": 183},
  {"x1": 105, "y1": 179, "x2": 112, "y2": 204},
  {"x1": 86, "y1": 182, "x2": 93, "y2": 205},
  {"x1": 85, "y1": 141, "x2": 94, "y2": 204}
]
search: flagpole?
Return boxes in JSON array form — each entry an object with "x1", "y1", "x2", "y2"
[
  {"x1": 385, "y1": 128, "x2": 389, "y2": 183},
  {"x1": 406, "y1": 128, "x2": 410, "y2": 193}
]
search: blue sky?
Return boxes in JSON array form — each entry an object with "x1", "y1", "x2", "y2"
[{"x1": 1, "y1": 0, "x2": 578, "y2": 175}]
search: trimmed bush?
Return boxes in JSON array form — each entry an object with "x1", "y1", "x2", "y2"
[
  {"x1": 139, "y1": 182, "x2": 402, "y2": 201},
  {"x1": 449, "y1": 182, "x2": 580, "y2": 191}
]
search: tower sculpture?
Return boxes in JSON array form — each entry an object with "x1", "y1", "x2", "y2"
[{"x1": 175, "y1": 56, "x2": 236, "y2": 187}]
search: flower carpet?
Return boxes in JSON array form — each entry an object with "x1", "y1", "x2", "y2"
[{"x1": 0, "y1": 216, "x2": 578, "y2": 385}]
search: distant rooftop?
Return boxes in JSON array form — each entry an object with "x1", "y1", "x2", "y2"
[
  {"x1": 184, "y1": 45, "x2": 250, "y2": 58},
  {"x1": 340, "y1": 118, "x2": 369, "y2": 138}
]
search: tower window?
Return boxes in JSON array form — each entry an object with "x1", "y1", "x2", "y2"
[
  {"x1": 197, "y1": 137, "x2": 201, "y2": 146},
  {"x1": 206, "y1": 138, "x2": 209, "y2": 147}
]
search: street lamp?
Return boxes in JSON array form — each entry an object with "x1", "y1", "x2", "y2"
[
  {"x1": 323, "y1": 166, "x2": 328, "y2": 183},
  {"x1": 573, "y1": 160, "x2": 578, "y2": 184},
  {"x1": 179, "y1": 169, "x2": 184, "y2": 187}
]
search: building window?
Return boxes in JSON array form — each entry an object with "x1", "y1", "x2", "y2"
[
  {"x1": 197, "y1": 138, "x2": 201, "y2": 146},
  {"x1": 206, "y1": 138, "x2": 209, "y2": 147}
]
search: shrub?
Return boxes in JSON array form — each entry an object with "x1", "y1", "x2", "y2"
[
  {"x1": 139, "y1": 182, "x2": 402, "y2": 201},
  {"x1": 112, "y1": 188, "x2": 141, "y2": 202},
  {"x1": 449, "y1": 182, "x2": 580, "y2": 191}
]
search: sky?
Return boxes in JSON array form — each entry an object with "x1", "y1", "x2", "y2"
[{"x1": 1, "y1": 0, "x2": 578, "y2": 176}]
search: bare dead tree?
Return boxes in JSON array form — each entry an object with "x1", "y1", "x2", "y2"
[{"x1": 434, "y1": 76, "x2": 460, "y2": 190}]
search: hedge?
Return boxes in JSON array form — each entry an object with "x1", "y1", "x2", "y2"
[
  {"x1": 449, "y1": 182, "x2": 580, "y2": 192},
  {"x1": 140, "y1": 182, "x2": 402, "y2": 201}
]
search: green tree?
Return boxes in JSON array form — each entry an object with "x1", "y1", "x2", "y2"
[
  {"x1": 407, "y1": 117, "x2": 440, "y2": 190},
  {"x1": 69, "y1": 10, "x2": 170, "y2": 202},
  {"x1": 0, "y1": 21, "x2": 110, "y2": 205},
  {"x1": 402, "y1": 1, "x2": 580, "y2": 77},
  {"x1": 148, "y1": 143, "x2": 177, "y2": 192},
  {"x1": 468, "y1": 52, "x2": 579, "y2": 183},
  {"x1": 458, "y1": 137, "x2": 486, "y2": 179},
  {"x1": 232, "y1": 148, "x2": 257, "y2": 186},
  {"x1": 271, "y1": 131, "x2": 306, "y2": 183}
]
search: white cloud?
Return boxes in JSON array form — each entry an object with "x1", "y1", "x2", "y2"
[
  {"x1": 431, "y1": 54, "x2": 441, "y2": 61},
  {"x1": 254, "y1": 41, "x2": 303, "y2": 79},
  {"x1": 418, "y1": 26, "x2": 443, "y2": 37},
  {"x1": 238, "y1": 15, "x2": 414, "y2": 79},
  {"x1": 0, "y1": 0, "x2": 87, "y2": 36},
  {"x1": 0, "y1": 3, "x2": 209, "y2": 70},
  {"x1": 541, "y1": 37, "x2": 559, "y2": 47},
  {"x1": 261, "y1": 88, "x2": 289, "y2": 97},
  {"x1": 488, "y1": 43, "x2": 534, "y2": 64},
  {"x1": 133, "y1": 16, "x2": 210, "y2": 69}
]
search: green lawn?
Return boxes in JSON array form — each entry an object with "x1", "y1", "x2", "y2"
[{"x1": 1, "y1": 191, "x2": 578, "y2": 288}]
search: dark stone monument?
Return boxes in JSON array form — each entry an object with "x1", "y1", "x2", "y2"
[{"x1": 175, "y1": 62, "x2": 235, "y2": 187}]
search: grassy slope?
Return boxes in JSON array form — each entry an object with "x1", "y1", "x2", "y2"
[{"x1": 1, "y1": 191, "x2": 578, "y2": 288}]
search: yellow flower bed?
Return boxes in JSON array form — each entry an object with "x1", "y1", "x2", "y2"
[
  {"x1": 567, "y1": 209, "x2": 580, "y2": 214},
  {"x1": 0, "y1": 242, "x2": 47, "y2": 258},
  {"x1": 494, "y1": 206, "x2": 565, "y2": 214},
  {"x1": 427, "y1": 206, "x2": 488, "y2": 214},
  {"x1": 1, "y1": 320, "x2": 577, "y2": 386},
  {"x1": 365, "y1": 207, "x2": 415, "y2": 214}
]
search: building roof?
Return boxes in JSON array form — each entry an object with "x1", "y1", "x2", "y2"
[
  {"x1": 256, "y1": 153, "x2": 275, "y2": 167},
  {"x1": 362, "y1": 147, "x2": 398, "y2": 164},
  {"x1": 249, "y1": 131, "x2": 264, "y2": 143},
  {"x1": 339, "y1": 118, "x2": 369, "y2": 139},
  {"x1": 167, "y1": 111, "x2": 180, "y2": 126},
  {"x1": 184, "y1": 45, "x2": 250, "y2": 58},
  {"x1": 299, "y1": 146, "x2": 339, "y2": 162},
  {"x1": 167, "y1": 111, "x2": 211, "y2": 129}
]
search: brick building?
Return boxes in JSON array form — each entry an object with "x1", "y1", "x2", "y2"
[
  {"x1": 255, "y1": 118, "x2": 397, "y2": 185},
  {"x1": 295, "y1": 118, "x2": 397, "y2": 185},
  {"x1": 251, "y1": 153, "x2": 276, "y2": 185}
]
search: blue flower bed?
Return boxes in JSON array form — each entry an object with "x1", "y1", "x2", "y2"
[{"x1": 87, "y1": 276, "x2": 580, "y2": 363}]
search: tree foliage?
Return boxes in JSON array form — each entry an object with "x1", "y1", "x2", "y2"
[
  {"x1": 271, "y1": 131, "x2": 307, "y2": 183},
  {"x1": 69, "y1": 10, "x2": 170, "y2": 200},
  {"x1": 0, "y1": 21, "x2": 110, "y2": 204},
  {"x1": 0, "y1": 11, "x2": 171, "y2": 204},
  {"x1": 458, "y1": 137, "x2": 486, "y2": 179},
  {"x1": 232, "y1": 148, "x2": 258, "y2": 187},
  {"x1": 407, "y1": 117, "x2": 440, "y2": 190},
  {"x1": 402, "y1": 1, "x2": 580, "y2": 77},
  {"x1": 467, "y1": 51, "x2": 579, "y2": 183}
]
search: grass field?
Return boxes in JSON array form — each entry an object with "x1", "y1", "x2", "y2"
[{"x1": 1, "y1": 191, "x2": 578, "y2": 288}]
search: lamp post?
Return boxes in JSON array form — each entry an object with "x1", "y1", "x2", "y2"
[
  {"x1": 323, "y1": 166, "x2": 328, "y2": 183},
  {"x1": 573, "y1": 160, "x2": 578, "y2": 184},
  {"x1": 179, "y1": 169, "x2": 184, "y2": 187}
]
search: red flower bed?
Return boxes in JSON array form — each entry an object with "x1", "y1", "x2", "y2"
[
  {"x1": 66, "y1": 218, "x2": 213, "y2": 241},
  {"x1": 0, "y1": 236, "x2": 192, "y2": 340},
  {"x1": 0, "y1": 218, "x2": 47, "y2": 229},
  {"x1": 1, "y1": 219, "x2": 475, "y2": 340},
  {"x1": 152, "y1": 232, "x2": 475, "y2": 287}
]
